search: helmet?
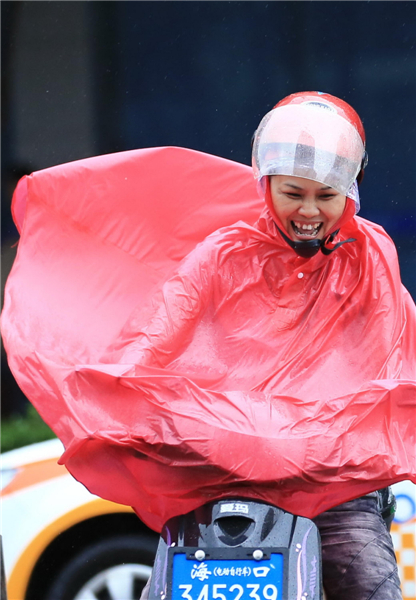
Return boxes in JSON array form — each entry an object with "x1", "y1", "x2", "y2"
[
  {"x1": 273, "y1": 92, "x2": 365, "y2": 144},
  {"x1": 252, "y1": 91, "x2": 367, "y2": 208},
  {"x1": 252, "y1": 91, "x2": 368, "y2": 258}
]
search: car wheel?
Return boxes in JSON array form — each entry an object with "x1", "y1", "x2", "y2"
[{"x1": 44, "y1": 534, "x2": 156, "y2": 600}]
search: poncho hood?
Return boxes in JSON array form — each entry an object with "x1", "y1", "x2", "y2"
[{"x1": 2, "y1": 147, "x2": 415, "y2": 533}]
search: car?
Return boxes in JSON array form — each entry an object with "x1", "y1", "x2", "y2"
[
  {"x1": 1, "y1": 439, "x2": 415, "y2": 600},
  {"x1": 1, "y1": 438, "x2": 158, "y2": 600}
]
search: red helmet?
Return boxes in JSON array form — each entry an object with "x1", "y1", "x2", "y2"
[
  {"x1": 252, "y1": 91, "x2": 368, "y2": 198},
  {"x1": 274, "y1": 91, "x2": 366, "y2": 146}
]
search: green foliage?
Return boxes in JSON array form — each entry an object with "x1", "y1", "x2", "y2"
[{"x1": 1, "y1": 405, "x2": 56, "y2": 453}]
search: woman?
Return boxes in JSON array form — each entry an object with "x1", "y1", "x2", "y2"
[
  {"x1": 118, "y1": 92, "x2": 404, "y2": 599},
  {"x1": 3, "y1": 92, "x2": 414, "y2": 598}
]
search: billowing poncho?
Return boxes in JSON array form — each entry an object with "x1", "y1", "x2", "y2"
[{"x1": 2, "y1": 147, "x2": 415, "y2": 532}]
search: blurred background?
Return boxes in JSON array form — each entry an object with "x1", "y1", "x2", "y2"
[
  {"x1": 2, "y1": 0, "x2": 415, "y2": 426},
  {"x1": 1, "y1": 5, "x2": 416, "y2": 599}
]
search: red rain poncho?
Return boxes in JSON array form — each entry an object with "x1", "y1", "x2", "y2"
[{"x1": 2, "y1": 147, "x2": 415, "y2": 532}]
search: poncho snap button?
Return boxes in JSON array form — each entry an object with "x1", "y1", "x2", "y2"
[{"x1": 297, "y1": 272, "x2": 304, "y2": 279}]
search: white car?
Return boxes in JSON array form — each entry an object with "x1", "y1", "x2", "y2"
[
  {"x1": 1, "y1": 439, "x2": 157, "y2": 600},
  {"x1": 1, "y1": 439, "x2": 415, "y2": 600}
]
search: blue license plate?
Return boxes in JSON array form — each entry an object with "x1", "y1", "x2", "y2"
[{"x1": 171, "y1": 553, "x2": 284, "y2": 600}]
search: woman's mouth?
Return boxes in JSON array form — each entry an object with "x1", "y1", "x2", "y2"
[{"x1": 291, "y1": 221, "x2": 323, "y2": 239}]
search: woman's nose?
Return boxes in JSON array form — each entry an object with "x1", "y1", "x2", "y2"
[{"x1": 298, "y1": 199, "x2": 320, "y2": 218}]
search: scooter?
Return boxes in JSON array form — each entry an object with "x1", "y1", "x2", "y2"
[{"x1": 146, "y1": 498, "x2": 324, "y2": 600}]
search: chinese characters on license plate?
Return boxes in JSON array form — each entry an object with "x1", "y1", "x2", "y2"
[{"x1": 171, "y1": 554, "x2": 284, "y2": 600}]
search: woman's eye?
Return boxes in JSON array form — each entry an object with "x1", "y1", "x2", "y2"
[
  {"x1": 286, "y1": 193, "x2": 302, "y2": 198},
  {"x1": 319, "y1": 194, "x2": 336, "y2": 201}
]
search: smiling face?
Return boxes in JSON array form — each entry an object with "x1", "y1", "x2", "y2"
[{"x1": 269, "y1": 175, "x2": 347, "y2": 241}]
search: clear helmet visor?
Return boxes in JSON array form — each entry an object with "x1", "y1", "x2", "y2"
[{"x1": 252, "y1": 103, "x2": 366, "y2": 202}]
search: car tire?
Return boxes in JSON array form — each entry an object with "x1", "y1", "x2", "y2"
[{"x1": 44, "y1": 534, "x2": 157, "y2": 600}]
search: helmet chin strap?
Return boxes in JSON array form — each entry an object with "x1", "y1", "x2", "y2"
[
  {"x1": 274, "y1": 224, "x2": 356, "y2": 258},
  {"x1": 274, "y1": 224, "x2": 323, "y2": 258}
]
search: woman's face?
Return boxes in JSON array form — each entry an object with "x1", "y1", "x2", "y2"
[{"x1": 270, "y1": 175, "x2": 347, "y2": 241}]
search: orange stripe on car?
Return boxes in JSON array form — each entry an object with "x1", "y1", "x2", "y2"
[{"x1": 1, "y1": 458, "x2": 67, "y2": 497}]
